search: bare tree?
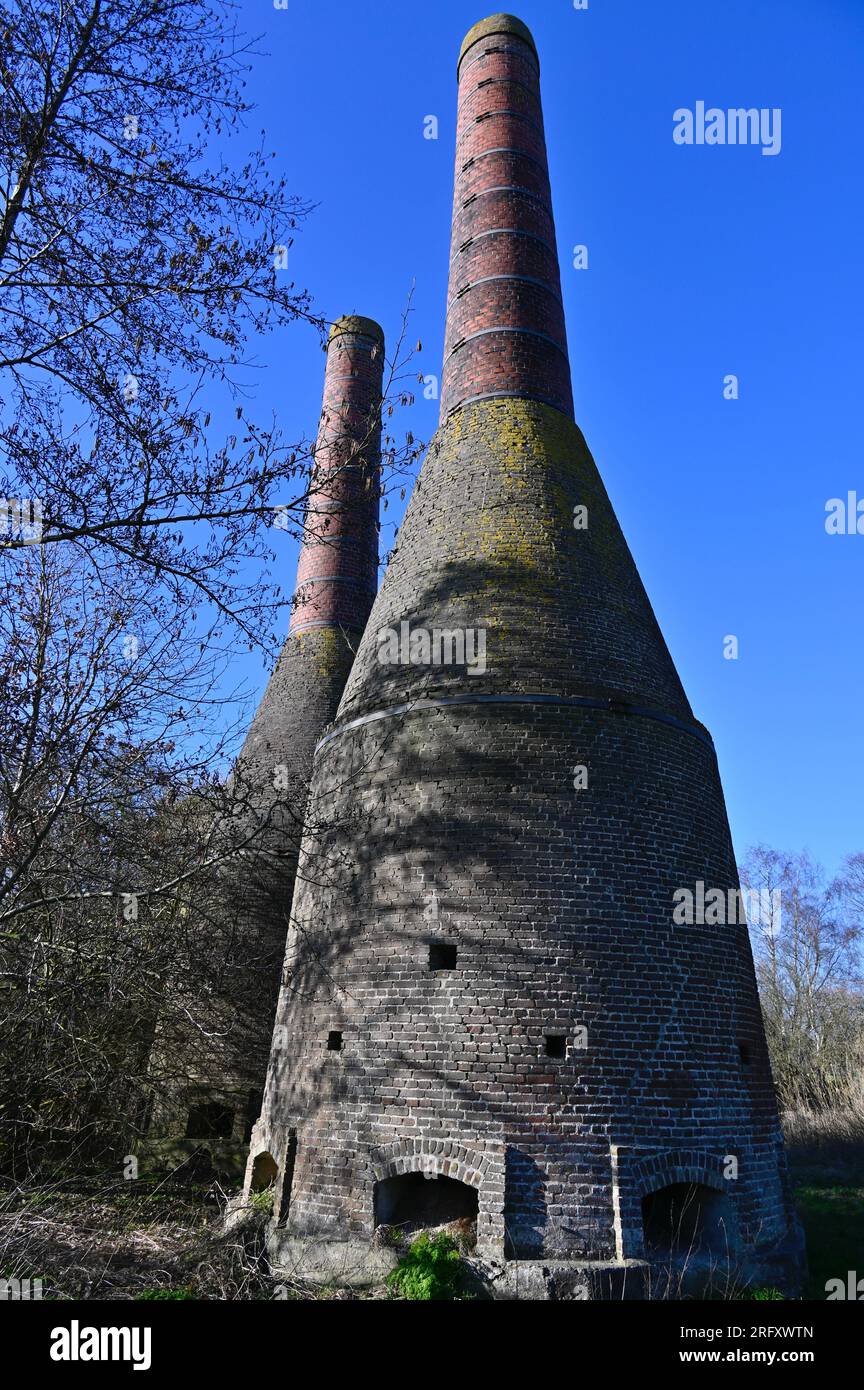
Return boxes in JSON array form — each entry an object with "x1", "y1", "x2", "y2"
[
  {"x1": 741, "y1": 845, "x2": 864, "y2": 1109},
  {"x1": 0, "y1": 535, "x2": 333, "y2": 1174},
  {"x1": 0, "y1": 0, "x2": 421, "y2": 643},
  {"x1": 0, "y1": 3, "x2": 425, "y2": 1177}
]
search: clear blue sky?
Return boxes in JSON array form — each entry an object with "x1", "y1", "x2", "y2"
[{"x1": 229, "y1": 0, "x2": 863, "y2": 876}]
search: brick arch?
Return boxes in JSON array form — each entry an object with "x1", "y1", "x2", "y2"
[
  {"x1": 632, "y1": 1148, "x2": 731, "y2": 1199},
  {"x1": 368, "y1": 1137, "x2": 487, "y2": 1189},
  {"x1": 613, "y1": 1146, "x2": 741, "y2": 1260},
  {"x1": 243, "y1": 1126, "x2": 297, "y2": 1225},
  {"x1": 361, "y1": 1137, "x2": 506, "y2": 1255}
]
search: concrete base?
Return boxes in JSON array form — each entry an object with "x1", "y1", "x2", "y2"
[
  {"x1": 264, "y1": 1222, "x2": 807, "y2": 1299},
  {"x1": 267, "y1": 1229, "x2": 399, "y2": 1288},
  {"x1": 266, "y1": 1233, "x2": 648, "y2": 1298},
  {"x1": 488, "y1": 1259, "x2": 649, "y2": 1301}
]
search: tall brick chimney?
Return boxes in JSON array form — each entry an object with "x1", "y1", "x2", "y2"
[
  {"x1": 290, "y1": 315, "x2": 383, "y2": 640},
  {"x1": 442, "y1": 14, "x2": 572, "y2": 418},
  {"x1": 237, "y1": 314, "x2": 384, "y2": 798},
  {"x1": 246, "y1": 16, "x2": 804, "y2": 1299},
  {"x1": 149, "y1": 316, "x2": 384, "y2": 1164}
]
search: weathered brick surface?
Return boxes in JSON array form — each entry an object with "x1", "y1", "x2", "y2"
[
  {"x1": 250, "y1": 400, "x2": 794, "y2": 1265},
  {"x1": 338, "y1": 400, "x2": 692, "y2": 721},
  {"x1": 291, "y1": 317, "x2": 383, "y2": 636},
  {"x1": 441, "y1": 19, "x2": 572, "y2": 417},
  {"x1": 238, "y1": 314, "x2": 383, "y2": 793},
  {"x1": 245, "y1": 17, "x2": 800, "y2": 1285},
  {"x1": 236, "y1": 629, "x2": 359, "y2": 805},
  {"x1": 161, "y1": 319, "x2": 383, "y2": 1158}
]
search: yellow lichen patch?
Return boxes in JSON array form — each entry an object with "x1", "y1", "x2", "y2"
[
  {"x1": 294, "y1": 626, "x2": 351, "y2": 679},
  {"x1": 447, "y1": 400, "x2": 578, "y2": 580}
]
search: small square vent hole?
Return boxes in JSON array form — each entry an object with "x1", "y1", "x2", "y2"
[{"x1": 429, "y1": 942, "x2": 458, "y2": 971}]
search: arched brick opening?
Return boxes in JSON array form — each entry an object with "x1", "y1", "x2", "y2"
[
  {"x1": 251, "y1": 1151, "x2": 278, "y2": 1192},
  {"x1": 374, "y1": 1171, "x2": 479, "y2": 1238},
  {"x1": 369, "y1": 1140, "x2": 486, "y2": 1189},
  {"x1": 629, "y1": 1150, "x2": 738, "y2": 1261},
  {"x1": 366, "y1": 1138, "x2": 505, "y2": 1255},
  {"x1": 246, "y1": 1128, "x2": 297, "y2": 1224},
  {"x1": 642, "y1": 1183, "x2": 734, "y2": 1257}
]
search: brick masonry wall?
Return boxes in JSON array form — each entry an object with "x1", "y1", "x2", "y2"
[
  {"x1": 238, "y1": 314, "x2": 384, "y2": 798},
  {"x1": 245, "y1": 17, "x2": 800, "y2": 1284},
  {"x1": 338, "y1": 399, "x2": 692, "y2": 722},
  {"x1": 155, "y1": 320, "x2": 383, "y2": 1152},
  {"x1": 251, "y1": 398, "x2": 795, "y2": 1264},
  {"x1": 291, "y1": 317, "x2": 383, "y2": 635},
  {"x1": 236, "y1": 627, "x2": 360, "y2": 810},
  {"x1": 441, "y1": 19, "x2": 573, "y2": 417}
]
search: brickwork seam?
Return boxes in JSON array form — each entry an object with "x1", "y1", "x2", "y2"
[{"x1": 315, "y1": 692, "x2": 715, "y2": 756}]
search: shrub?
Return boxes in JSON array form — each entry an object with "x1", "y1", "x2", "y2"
[
  {"x1": 249, "y1": 1187, "x2": 274, "y2": 1216},
  {"x1": 386, "y1": 1232, "x2": 464, "y2": 1301}
]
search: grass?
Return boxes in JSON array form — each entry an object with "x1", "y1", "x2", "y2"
[
  {"x1": 135, "y1": 1286, "x2": 197, "y2": 1300},
  {"x1": 248, "y1": 1187, "x2": 274, "y2": 1216},
  {"x1": 0, "y1": 1175, "x2": 273, "y2": 1301},
  {"x1": 0, "y1": 1174, "x2": 386, "y2": 1300},
  {"x1": 785, "y1": 1110, "x2": 864, "y2": 1300},
  {"x1": 793, "y1": 1184, "x2": 864, "y2": 1299},
  {"x1": 3, "y1": 1114, "x2": 862, "y2": 1302}
]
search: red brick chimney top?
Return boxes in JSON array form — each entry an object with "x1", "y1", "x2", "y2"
[
  {"x1": 289, "y1": 316, "x2": 384, "y2": 637},
  {"x1": 441, "y1": 14, "x2": 573, "y2": 419}
]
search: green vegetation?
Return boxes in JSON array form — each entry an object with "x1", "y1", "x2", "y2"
[
  {"x1": 794, "y1": 1183, "x2": 864, "y2": 1299},
  {"x1": 387, "y1": 1232, "x2": 465, "y2": 1301},
  {"x1": 0, "y1": 1179, "x2": 266, "y2": 1301},
  {"x1": 248, "y1": 1187, "x2": 274, "y2": 1216}
]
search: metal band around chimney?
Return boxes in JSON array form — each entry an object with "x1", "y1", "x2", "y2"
[
  {"x1": 461, "y1": 184, "x2": 553, "y2": 214},
  {"x1": 461, "y1": 44, "x2": 540, "y2": 79},
  {"x1": 327, "y1": 315, "x2": 384, "y2": 346},
  {"x1": 462, "y1": 146, "x2": 548, "y2": 175},
  {"x1": 446, "y1": 325, "x2": 568, "y2": 362},
  {"x1": 295, "y1": 575, "x2": 377, "y2": 590},
  {"x1": 446, "y1": 389, "x2": 574, "y2": 416},
  {"x1": 322, "y1": 380, "x2": 377, "y2": 391},
  {"x1": 315, "y1": 693, "x2": 716, "y2": 755},
  {"x1": 290, "y1": 619, "x2": 367, "y2": 636},
  {"x1": 459, "y1": 17, "x2": 539, "y2": 72},
  {"x1": 458, "y1": 109, "x2": 544, "y2": 144},
  {"x1": 473, "y1": 75, "x2": 541, "y2": 102},
  {"x1": 450, "y1": 226, "x2": 558, "y2": 263},
  {"x1": 448, "y1": 274, "x2": 563, "y2": 311}
]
